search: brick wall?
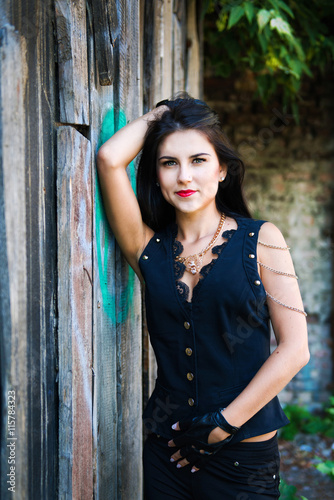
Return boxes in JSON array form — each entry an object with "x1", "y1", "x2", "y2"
[{"x1": 205, "y1": 73, "x2": 334, "y2": 409}]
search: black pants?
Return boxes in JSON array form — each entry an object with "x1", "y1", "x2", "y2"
[{"x1": 143, "y1": 433, "x2": 280, "y2": 500}]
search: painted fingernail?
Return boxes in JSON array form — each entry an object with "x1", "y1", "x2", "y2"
[
  {"x1": 170, "y1": 458, "x2": 175, "y2": 462},
  {"x1": 176, "y1": 464, "x2": 181, "y2": 468},
  {"x1": 191, "y1": 468, "x2": 197, "y2": 473},
  {"x1": 172, "y1": 423, "x2": 177, "y2": 430}
]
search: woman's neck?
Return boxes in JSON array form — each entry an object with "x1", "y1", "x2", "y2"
[{"x1": 175, "y1": 207, "x2": 222, "y2": 243}]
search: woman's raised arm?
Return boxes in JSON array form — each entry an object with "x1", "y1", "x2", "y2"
[{"x1": 96, "y1": 106, "x2": 168, "y2": 277}]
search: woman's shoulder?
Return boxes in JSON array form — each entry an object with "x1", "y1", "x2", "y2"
[
  {"x1": 232, "y1": 216, "x2": 287, "y2": 247},
  {"x1": 257, "y1": 221, "x2": 287, "y2": 246}
]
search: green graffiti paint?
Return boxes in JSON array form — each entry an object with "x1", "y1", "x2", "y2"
[{"x1": 95, "y1": 107, "x2": 136, "y2": 323}]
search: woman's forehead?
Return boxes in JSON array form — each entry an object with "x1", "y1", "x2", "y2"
[{"x1": 157, "y1": 129, "x2": 215, "y2": 156}]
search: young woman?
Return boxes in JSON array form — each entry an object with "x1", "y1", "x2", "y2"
[{"x1": 97, "y1": 95, "x2": 309, "y2": 499}]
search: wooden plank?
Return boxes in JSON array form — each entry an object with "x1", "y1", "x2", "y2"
[
  {"x1": 114, "y1": 1, "x2": 143, "y2": 498},
  {"x1": 91, "y1": 0, "x2": 119, "y2": 85},
  {"x1": 86, "y1": 4, "x2": 119, "y2": 496},
  {"x1": 162, "y1": 0, "x2": 174, "y2": 99},
  {"x1": 151, "y1": 0, "x2": 173, "y2": 101},
  {"x1": 6, "y1": 2, "x2": 60, "y2": 498},
  {"x1": 142, "y1": 0, "x2": 155, "y2": 110},
  {"x1": 186, "y1": 0, "x2": 201, "y2": 97},
  {"x1": 55, "y1": 0, "x2": 89, "y2": 124},
  {"x1": 92, "y1": 106, "x2": 119, "y2": 500},
  {"x1": 23, "y1": 1, "x2": 59, "y2": 497},
  {"x1": 143, "y1": 0, "x2": 175, "y2": 107},
  {"x1": 93, "y1": 154, "x2": 118, "y2": 500},
  {"x1": 174, "y1": 0, "x2": 185, "y2": 22},
  {"x1": 0, "y1": 24, "x2": 28, "y2": 500},
  {"x1": 57, "y1": 126, "x2": 93, "y2": 500},
  {"x1": 172, "y1": 0, "x2": 186, "y2": 94},
  {"x1": 106, "y1": 0, "x2": 120, "y2": 43}
]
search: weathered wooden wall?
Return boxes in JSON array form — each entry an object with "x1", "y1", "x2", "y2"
[
  {"x1": 0, "y1": 23, "x2": 29, "y2": 498},
  {"x1": 0, "y1": 1, "x2": 202, "y2": 499},
  {"x1": 1, "y1": 1, "x2": 58, "y2": 498}
]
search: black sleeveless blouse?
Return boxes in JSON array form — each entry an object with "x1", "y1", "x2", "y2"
[{"x1": 139, "y1": 217, "x2": 289, "y2": 442}]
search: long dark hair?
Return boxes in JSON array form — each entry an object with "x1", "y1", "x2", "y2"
[{"x1": 137, "y1": 94, "x2": 251, "y2": 232}]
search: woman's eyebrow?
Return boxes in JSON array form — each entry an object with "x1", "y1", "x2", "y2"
[
  {"x1": 158, "y1": 155, "x2": 177, "y2": 161},
  {"x1": 190, "y1": 153, "x2": 211, "y2": 158},
  {"x1": 158, "y1": 152, "x2": 211, "y2": 161}
]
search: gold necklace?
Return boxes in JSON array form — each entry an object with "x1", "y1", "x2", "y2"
[{"x1": 175, "y1": 213, "x2": 226, "y2": 275}]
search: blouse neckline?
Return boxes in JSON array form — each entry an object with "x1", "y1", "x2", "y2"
[{"x1": 171, "y1": 225, "x2": 237, "y2": 304}]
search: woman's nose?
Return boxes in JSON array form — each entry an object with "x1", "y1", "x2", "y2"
[{"x1": 177, "y1": 165, "x2": 192, "y2": 183}]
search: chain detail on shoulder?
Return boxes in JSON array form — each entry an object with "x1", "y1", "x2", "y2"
[
  {"x1": 257, "y1": 235, "x2": 306, "y2": 315},
  {"x1": 257, "y1": 261, "x2": 298, "y2": 279},
  {"x1": 266, "y1": 291, "x2": 307, "y2": 316},
  {"x1": 258, "y1": 240, "x2": 290, "y2": 250}
]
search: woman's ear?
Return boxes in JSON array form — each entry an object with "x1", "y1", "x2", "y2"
[{"x1": 219, "y1": 164, "x2": 227, "y2": 182}]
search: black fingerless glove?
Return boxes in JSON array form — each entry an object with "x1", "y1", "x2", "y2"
[
  {"x1": 173, "y1": 409, "x2": 239, "y2": 450},
  {"x1": 172, "y1": 410, "x2": 240, "y2": 469}
]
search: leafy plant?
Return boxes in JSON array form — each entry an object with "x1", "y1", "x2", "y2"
[
  {"x1": 315, "y1": 460, "x2": 334, "y2": 480},
  {"x1": 279, "y1": 479, "x2": 308, "y2": 500},
  {"x1": 279, "y1": 396, "x2": 334, "y2": 441},
  {"x1": 203, "y1": 0, "x2": 334, "y2": 115}
]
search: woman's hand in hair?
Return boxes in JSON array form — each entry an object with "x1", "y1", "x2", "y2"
[{"x1": 96, "y1": 106, "x2": 170, "y2": 278}]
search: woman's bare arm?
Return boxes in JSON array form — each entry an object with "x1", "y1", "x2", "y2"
[
  {"x1": 211, "y1": 223, "x2": 309, "y2": 429},
  {"x1": 96, "y1": 106, "x2": 168, "y2": 277}
]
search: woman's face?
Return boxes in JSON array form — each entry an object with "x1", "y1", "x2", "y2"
[{"x1": 156, "y1": 129, "x2": 225, "y2": 216}]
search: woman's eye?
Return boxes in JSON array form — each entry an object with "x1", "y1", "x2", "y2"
[
  {"x1": 163, "y1": 160, "x2": 177, "y2": 167},
  {"x1": 193, "y1": 158, "x2": 205, "y2": 164}
]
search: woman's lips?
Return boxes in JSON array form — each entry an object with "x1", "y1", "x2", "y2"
[{"x1": 176, "y1": 190, "x2": 196, "y2": 197}]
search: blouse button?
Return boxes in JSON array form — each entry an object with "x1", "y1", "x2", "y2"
[
  {"x1": 254, "y1": 280, "x2": 261, "y2": 286},
  {"x1": 248, "y1": 232, "x2": 254, "y2": 237},
  {"x1": 184, "y1": 321, "x2": 191, "y2": 330},
  {"x1": 187, "y1": 372, "x2": 194, "y2": 381},
  {"x1": 185, "y1": 347, "x2": 193, "y2": 356},
  {"x1": 188, "y1": 398, "x2": 195, "y2": 406},
  {"x1": 142, "y1": 255, "x2": 149, "y2": 260},
  {"x1": 234, "y1": 461, "x2": 239, "y2": 467},
  {"x1": 248, "y1": 254, "x2": 255, "y2": 259},
  {"x1": 156, "y1": 238, "x2": 161, "y2": 243}
]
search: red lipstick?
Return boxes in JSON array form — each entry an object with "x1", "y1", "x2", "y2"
[{"x1": 176, "y1": 190, "x2": 196, "y2": 198}]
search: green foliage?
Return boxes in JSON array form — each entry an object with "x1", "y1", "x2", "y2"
[
  {"x1": 279, "y1": 405, "x2": 312, "y2": 441},
  {"x1": 278, "y1": 397, "x2": 334, "y2": 493},
  {"x1": 204, "y1": 0, "x2": 334, "y2": 110},
  {"x1": 279, "y1": 479, "x2": 298, "y2": 499},
  {"x1": 279, "y1": 479, "x2": 308, "y2": 500},
  {"x1": 279, "y1": 396, "x2": 334, "y2": 441},
  {"x1": 315, "y1": 460, "x2": 334, "y2": 480}
]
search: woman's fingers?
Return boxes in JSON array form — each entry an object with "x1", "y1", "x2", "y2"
[
  {"x1": 176, "y1": 458, "x2": 190, "y2": 468},
  {"x1": 176, "y1": 417, "x2": 194, "y2": 431},
  {"x1": 169, "y1": 433, "x2": 191, "y2": 448},
  {"x1": 170, "y1": 449, "x2": 191, "y2": 468},
  {"x1": 170, "y1": 444, "x2": 192, "y2": 462},
  {"x1": 176, "y1": 459, "x2": 200, "y2": 473},
  {"x1": 169, "y1": 445, "x2": 202, "y2": 472},
  {"x1": 171, "y1": 453, "x2": 199, "y2": 471},
  {"x1": 171, "y1": 421, "x2": 180, "y2": 431},
  {"x1": 170, "y1": 449, "x2": 183, "y2": 462}
]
